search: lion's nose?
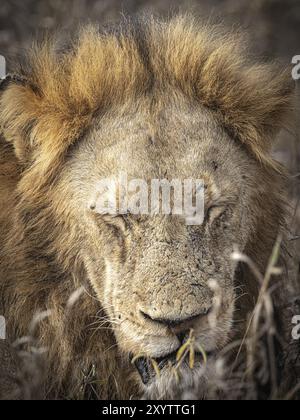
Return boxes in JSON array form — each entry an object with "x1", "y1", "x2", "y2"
[{"x1": 140, "y1": 307, "x2": 211, "y2": 331}]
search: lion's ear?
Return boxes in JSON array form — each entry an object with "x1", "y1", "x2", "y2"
[
  {"x1": 209, "y1": 64, "x2": 296, "y2": 166},
  {"x1": 190, "y1": 31, "x2": 297, "y2": 167},
  {"x1": 0, "y1": 74, "x2": 40, "y2": 163},
  {"x1": 240, "y1": 69, "x2": 296, "y2": 164}
]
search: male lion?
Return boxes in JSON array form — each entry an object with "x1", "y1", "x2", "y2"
[{"x1": 0, "y1": 16, "x2": 299, "y2": 400}]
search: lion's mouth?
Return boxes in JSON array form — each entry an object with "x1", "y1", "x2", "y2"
[
  {"x1": 131, "y1": 350, "x2": 214, "y2": 385},
  {"x1": 132, "y1": 351, "x2": 177, "y2": 385}
]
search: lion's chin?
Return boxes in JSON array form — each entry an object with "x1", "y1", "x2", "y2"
[
  {"x1": 133, "y1": 350, "x2": 216, "y2": 385},
  {"x1": 131, "y1": 351, "x2": 218, "y2": 400},
  {"x1": 141, "y1": 359, "x2": 217, "y2": 400}
]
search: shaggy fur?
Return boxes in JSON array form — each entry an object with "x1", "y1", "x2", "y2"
[
  {"x1": 0, "y1": 15, "x2": 298, "y2": 400},
  {"x1": 0, "y1": 16, "x2": 294, "y2": 171}
]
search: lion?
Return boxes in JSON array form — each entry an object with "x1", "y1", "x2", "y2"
[{"x1": 0, "y1": 15, "x2": 299, "y2": 400}]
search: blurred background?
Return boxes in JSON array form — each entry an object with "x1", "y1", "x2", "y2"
[
  {"x1": 0, "y1": 0, "x2": 299, "y2": 244},
  {"x1": 1, "y1": 0, "x2": 300, "y2": 58}
]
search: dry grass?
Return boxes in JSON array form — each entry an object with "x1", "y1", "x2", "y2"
[
  {"x1": 125, "y1": 230, "x2": 300, "y2": 400},
  {"x1": 1, "y1": 229, "x2": 299, "y2": 400}
]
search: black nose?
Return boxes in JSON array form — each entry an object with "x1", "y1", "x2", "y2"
[{"x1": 140, "y1": 308, "x2": 211, "y2": 330}]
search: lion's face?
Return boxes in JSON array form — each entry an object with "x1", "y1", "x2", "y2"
[
  {"x1": 59, "y1": 96, "x2": 261, "y2": 392},
  {"x1": 0, "y1": 14, "x2": 295, "y2": 399}
]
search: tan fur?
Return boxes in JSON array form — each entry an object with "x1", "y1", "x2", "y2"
[
  {"x1": 0, "y1": 16, "x2": 298, "y2": 400},
  {"x1": 0, "y1": 16, "x2": 294, "y2": 172}
]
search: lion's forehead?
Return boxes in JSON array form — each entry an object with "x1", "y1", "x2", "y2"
[{"x1": 64, "y1": 102, "x2": 253, "y2": 210}]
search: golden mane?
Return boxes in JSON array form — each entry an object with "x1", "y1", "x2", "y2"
[{"x1": 0, "y1": 15, "x2": 294, "y2": 176}]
